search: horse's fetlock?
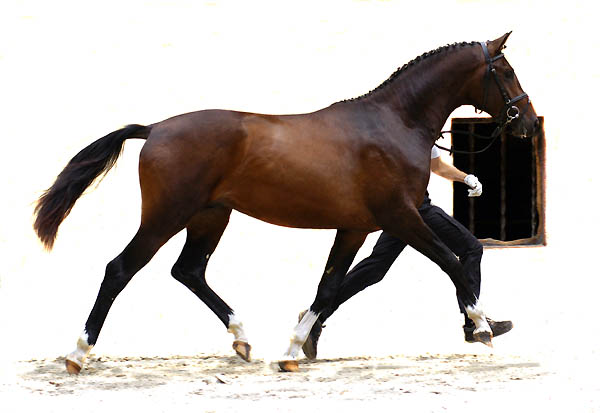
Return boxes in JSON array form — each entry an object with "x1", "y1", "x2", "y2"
[{"x1": 312, "y1": 292, "x2": 337, "y2": 312}]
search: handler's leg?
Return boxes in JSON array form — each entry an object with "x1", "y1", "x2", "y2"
[
  {"x1": 300, "y1": 232, "x2": 406, "y2": 359},
  {"x1": 321, "y1": 232, "x2": 408, "y2": 322}
]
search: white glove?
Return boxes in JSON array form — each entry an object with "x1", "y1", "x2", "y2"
[{"x1": 464, "y1": 174, "x2": 482, "y2": 197}]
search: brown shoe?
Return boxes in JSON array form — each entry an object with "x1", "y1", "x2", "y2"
[
  {"x1": 298, "y1": 310, "x2": 323, "y2": 360},
  {"x1": 464, "y1": 318, "x2": 513, "y2": 342}
]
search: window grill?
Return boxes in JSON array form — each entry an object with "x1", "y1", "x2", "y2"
[{"x1": 451, "y1": 117, "x2": 545, "y2": 247}]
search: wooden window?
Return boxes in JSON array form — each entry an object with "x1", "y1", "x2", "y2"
[{"x1": 450, "y1": 117, "x2": 546, "y2": 247}]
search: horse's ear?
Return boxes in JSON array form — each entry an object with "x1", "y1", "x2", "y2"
[{"x1": 488, "y1": 31, "x2": 512, "y2": 56}]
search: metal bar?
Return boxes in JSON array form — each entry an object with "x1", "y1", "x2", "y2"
[
  {"x1": 531, "y1": 134, "x2": 537, "y2": 237},
  {"x1": 468, "y1": 123, "x2": 475, "y2": 234},
  {"x1": 500, "y1": 130, "x2": 507, "y2": 241}
]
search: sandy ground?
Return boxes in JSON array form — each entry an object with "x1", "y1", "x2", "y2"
[{"x1": 4, "y1": 350, "x2": 597, "y2": 412}]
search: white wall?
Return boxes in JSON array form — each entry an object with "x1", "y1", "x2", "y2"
[{"x1": 1, "y1": 0, "x2": 598, "y2": 363}]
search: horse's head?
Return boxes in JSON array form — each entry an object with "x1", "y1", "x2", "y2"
[{"x1": 467, "y1": 32, "x2": 539, "y2": 138}]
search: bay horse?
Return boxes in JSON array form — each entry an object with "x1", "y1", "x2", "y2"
[{"x1": 34, "y1": 32, "x2": 537, "y2": 374}]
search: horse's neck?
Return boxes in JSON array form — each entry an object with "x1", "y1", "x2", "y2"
[{"x1": 369, "y1": 50, "x2": 478, "y2": 138}]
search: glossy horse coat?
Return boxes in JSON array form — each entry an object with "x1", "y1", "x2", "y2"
[{"x1": 34, "y1": 33, "x2": 538, "y2": 373}]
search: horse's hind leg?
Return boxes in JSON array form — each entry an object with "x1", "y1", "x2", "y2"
[
  {"x1": 65, "y1": 224, "x2": 181, "y2": 374},
  {"x1": 279, "y1": 230, "x2": 367, "y2": 372},
  {"x1": 170, "y1": 206, "x2": 251, "y2": 361}
]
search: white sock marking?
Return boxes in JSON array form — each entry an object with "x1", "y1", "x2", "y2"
[
  {"x1": 283, "y1": 310, "x2": 319, "y2": 360},
  {"x1": 66, "y1": 331, "x2": 93, "y2": 368},
  {"x1": 227, "y1": 313, "x2": 248, "y2": 343},
  {"x1": 466, "y1": 303, "x2": 491, "y2": 334}
]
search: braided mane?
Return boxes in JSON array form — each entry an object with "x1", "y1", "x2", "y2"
[{"x1": 340, "y1": 41, "x2": 478, "y2": 103}]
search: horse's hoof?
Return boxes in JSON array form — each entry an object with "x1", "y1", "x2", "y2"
[
  {"x1": 232, "y1": 340, "x2": 252, "y2": 362},
  {"x1": 278, "y1": 360, "x2": 300, "y2": 372},
  {"x1": 65, "y1": 359, "x2": 82, "y2": 375},
  {"x1": 473, "y1": 330, "x2": 494, "y2": 348}
]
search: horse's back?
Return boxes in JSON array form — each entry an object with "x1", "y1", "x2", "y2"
[{"x1": 217, "y1": 109, "x2": 384, "y2": 229}]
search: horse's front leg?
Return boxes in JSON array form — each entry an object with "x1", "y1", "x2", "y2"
[
  {"x1": 278, "y1": 230, "x2": 367, "y2": 372},
  {"x1": 382, "y1": 207, "x2": 493, "y2": 346}
]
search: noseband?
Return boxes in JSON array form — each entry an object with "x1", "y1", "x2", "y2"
[
  {"x1": 435, "y1": 42, "x2": 531, "y2": 155},
  {"x1": 479, "y1": 41, "x2": 529, "y2": 124}
]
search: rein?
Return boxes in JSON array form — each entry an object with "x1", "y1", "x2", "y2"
[
  {"x1": 435, "y1": 123, "x2": 506, "y2": 155},
  {"x1": 435, "y1": 41, "x2": 529, "y2": 155}
]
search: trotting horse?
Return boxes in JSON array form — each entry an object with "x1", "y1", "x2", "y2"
[{"x1": 34, "y1": 32, "x2": 537, "y2": 374}]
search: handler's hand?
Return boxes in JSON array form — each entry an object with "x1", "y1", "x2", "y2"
[{"x1": 464, "y1": 174, "x2": 482, "y2": 197}]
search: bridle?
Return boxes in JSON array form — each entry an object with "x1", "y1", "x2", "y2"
[
  {"x1": 435, "y1": 41, "x2": 530, "y2": 155},
  {"x1": 479, "y1": 41, "x2": 529, "y2": 124}
]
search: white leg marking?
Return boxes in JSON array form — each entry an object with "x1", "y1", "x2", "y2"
[
  {"x1": 466, "y1": 303, "x2": 491, "y2": 334},
  {"x1": 227, "y1": 313, "x2": 248, "y2": 343},
  {"x1": 283, "y1": 310, "x2": 320, "y2": 360},
  {"x1": 66, "y1": 331, "x2": 93, "y2": 369}
]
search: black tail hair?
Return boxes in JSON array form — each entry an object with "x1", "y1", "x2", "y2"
[{"x1": 33, "y1": 124, "x2": 151, "y2": 250}]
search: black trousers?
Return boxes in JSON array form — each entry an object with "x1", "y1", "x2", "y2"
[{"x1": 320, "y1": 195, "x2": 483, "y2": 325}]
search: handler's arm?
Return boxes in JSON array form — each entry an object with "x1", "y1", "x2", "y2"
[
  {"x1": 431, "y1": 156, "x2": 482, "y2": 197},
  {"x1": 430, "y1": 156, "x2": 467, "y2": 182}
]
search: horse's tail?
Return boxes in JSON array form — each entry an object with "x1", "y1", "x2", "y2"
[{"x1": 34, "y1": 124, "x2": 152, "y2": 250}]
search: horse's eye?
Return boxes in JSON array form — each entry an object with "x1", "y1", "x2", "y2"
[{"x1": 505, "y1": 70, "x2": 515, "y2": 80}]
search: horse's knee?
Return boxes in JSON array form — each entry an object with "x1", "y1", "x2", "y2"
[
  {"x1": 171, "y1": 263, "x2": 205, "y2": 286},
  {"x1": 171, "y1": 263, "x2": 190, "y2": 283},
  {"x1": 105, "y1": 256, "x2": 123, "y2": 276}
]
